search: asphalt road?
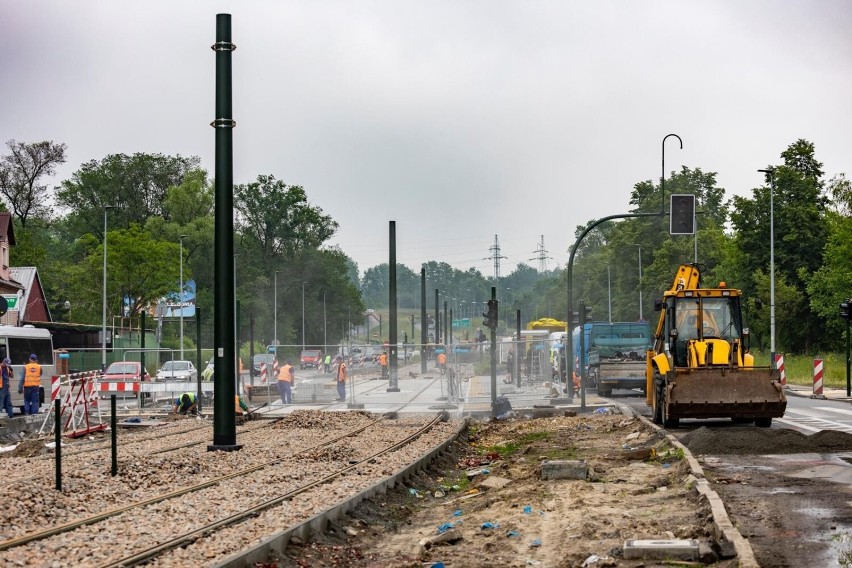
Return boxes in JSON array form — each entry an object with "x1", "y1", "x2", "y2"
[{"x1": 608, "y1": 387, "x2": 852, "y2": 568}]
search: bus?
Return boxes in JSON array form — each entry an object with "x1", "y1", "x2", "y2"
[{"x1": 2, "y1": 325, "x2": 56, "y2": 413}]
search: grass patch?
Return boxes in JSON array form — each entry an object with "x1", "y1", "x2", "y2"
[
  {"x1": 515, "y1": 431, "x2": 552, "y2": 444},
  {"x1": 538, "y1": 447, "x2": 579, "y2": 460},
  {"x1": 753, "y1": 350, "x2": 849, "y2": 388},
  {"x1": 482, "y1": 440, "x2": 521, "y2": 457}
]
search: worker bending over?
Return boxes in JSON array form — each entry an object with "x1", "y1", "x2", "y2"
[{"x1": 173, "y1": 392, "x2": 198, "y2": 415}]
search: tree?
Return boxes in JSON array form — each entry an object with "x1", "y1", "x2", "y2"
[
  {"x1": 235, "y1": 175, "x2": 337, "y2": 260},
  {"x1": 57, "y1": 153, "x2": 201, "y2": 238},
  {"x1": 0, "y1": 140, "x2": 66, "y2": 229}
]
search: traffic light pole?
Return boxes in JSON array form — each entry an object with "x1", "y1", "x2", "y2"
[
  {"x1": 579, "y1": 300, "x2": 586, "y2": 409},
  {"x1": 565, "y1": 212, "x2": 663, "y2": 413},
  {"x1": 847, "y1": 316, "x2": 850, "y2": 397},
  {"x1": 490, "y1": 287, "x2": 497, "y2": 414}
]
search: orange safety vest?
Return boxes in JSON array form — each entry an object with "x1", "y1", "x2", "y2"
[
  {"x1": 278, "y1": 364, "x2": 294, "y2": 384},
  {"x1": 0, "y1": 365, "x2": 7, "y2": 389},
  {"x1": 234, "y1": 395, "x2": 243, "y2": 415},
  {"x1": 437, "y1": 353, "x2": 446, "y2": 365},
  {"x1": 337, "y1": 363, "x2": 347, "y2": 383},
  {"x1": 24, "y1": 362, "x2": 41, "y2": 387},
  {"x1": 379, "y1": 354, "x2": 388, "y2": 366}
]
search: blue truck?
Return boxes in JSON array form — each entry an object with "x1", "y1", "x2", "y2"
[{"x1": 574, "y1": 322, "x2": 651, "y2": 397}]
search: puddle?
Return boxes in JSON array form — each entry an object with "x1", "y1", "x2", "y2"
[
  {"x1": 794, "y1": 506, "x2": 836, "y2": 518},
  {"x1": 767, "y1": 488, "x2": 797, "y2": 495}
]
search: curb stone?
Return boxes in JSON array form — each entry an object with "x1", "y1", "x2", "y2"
[{"x1": 635, "y1": 411, "x2": 760, "y2": 568}]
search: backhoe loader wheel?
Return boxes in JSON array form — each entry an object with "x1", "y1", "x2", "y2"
[
  {"x1": 652, "y1": 373, "x2": 664, "y2": 425},
  {"x1": 755, "y1": 417, "x2": 772, "y2": 428},
  {"x1": 657, "y1": 375, "x2": 679, "y2": 428}
]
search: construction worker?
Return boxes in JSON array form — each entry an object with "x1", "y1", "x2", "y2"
[
  {"x1": 379, "y1": 351, "x2": 389, "y2": 380},
  {"x1": 234, "y1": 394, "x2": 248, "y2": 415},
  {"x1": 324, "y1": 353, "x2": 331, "y2": 373},
  {"x1": 336, "y1": 356, "x2": 347, "y2": 401},
  {"x1": 436, "y1": 351, "x2": 447, "y2": 375},
  {"x1": 173, "y1": 392, "x2": 197, "y2": 415},
  {"x1": 0, "y1": 357, "x2": 13, "y2": 418},
  {"x1": 17, "y1": 354, "x2": 41, "y2": 415},
  {"x1": 277, "y1": 360, "x2": 294, "y2": 404}
]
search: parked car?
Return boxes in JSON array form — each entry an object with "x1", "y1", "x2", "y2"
[
  {"x1": 102, "y1": 361, "x2": 150, "y2": 382},
  {"x1": 349, "y1": 347, "x2": 364, "y2": 365},
  {"x1": 252, "y1": 353, "x2": 275, "y2": 376},
  {"x1": 156, "y1": 360, "x2": 198, "y2": 382},
  {"x1": 300, "y1": 349, "x2": 322, "y2": 369}
]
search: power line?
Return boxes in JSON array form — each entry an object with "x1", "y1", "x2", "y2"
[{"x1": 484, "y1": 234, "x2": 507, "y2": 289}]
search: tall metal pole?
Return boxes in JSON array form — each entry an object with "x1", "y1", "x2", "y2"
[
  {"x1": 273, "y1": 271, "x2": 278, "y2": 346},
  {"x1": 759, "y1": 168, "x2": 776, "y2": 368},
  {"x1": 490, "y1": 287, "x2": 497, "y2": 414},
  {"x1": 210, "y1": 13, "x2": 239, "y2": 451},
  {"x1": 661, "y1": 134, "x2": 683, "y2": 213},
  {"x1": 435, "y1": 288, "x2": 440, "y2": 345},
  {"x1": 196, "y1": 307, "x2": 202, "y2": 412},
  {"x1": 515, "y1": 308, "x2": 521, "y2": 388},
  {"x1": 301, "y1": 282, "x2": 306, "y2": 352},
  {"x1": 607, "y1": 264, "x2": 612, "y2": 323},
  {"x1": 140, "y1": 311, "x2": 146, "y2": 409},
  {"x1": 102, "y1": 206, "x2": 113, "y2": 371},
  {"x1": 637, "y1": 245, "x2": 643, "y2": 321},
  {"x1": 388, "y1": 221, "x2": 399, "y2": 391},
  {"x1": 443, "y1": 301, "x2": 448, "y2": 348},
  {"x1": 323, "y1": 291, "x2": 327, "y2": 350},
  {"x1": 179, "y1": 235, "x2": 186, "y2": 360},
  {"x1": 421, "y1": 267, "x2": 427, "y2": 374}
]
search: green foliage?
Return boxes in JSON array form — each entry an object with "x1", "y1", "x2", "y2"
[{"x1": 0, "y1": 139, "x2": 66, "y2": 228}]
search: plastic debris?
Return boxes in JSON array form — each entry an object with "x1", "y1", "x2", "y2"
[
  {"x1": 408, "y1": 488, "x2": 419, "y2": 496},
  {"x1": 481, "y1": 468, "x2": 490, "y2": 475},
  {"x1": 526, "y1": 560, "x2": 542, "y2": 566},
  {"x1": 434, "y1": 489, "x2": 446, "y2": 498},
  {"x1": 593, "y1": 407, "x2": 609, "y2": 414},
  {"x1": 506, "y1": 530, "x2": 521, "y2": 538},
  {"x1": 663, "y1": 463, "x2": 672, "y2": 469},
  {"x1": 437, "y1": 522, "x2": 455, "y2": 534},
  {"x1": 453, "y1": 510, "x2": 463, "y2": 517},
  {"x1": 481, "y1": 522, "x2": 500, "y2": 529},
  {"x1": 530, "y1": 538, "x2": 542, "y2": 547},
  {"x1": 581, "y1": 554, "x2": 601, "y2": 567},
  {"x1": 523, "y1": 506, "x2": 532, "y2": 514},
  {"x1": 124, "y1": 417, "x2": 142, "y2": 423},
  {"x1": 431, "y1": 563, "x2": 445, "y2": 568}
]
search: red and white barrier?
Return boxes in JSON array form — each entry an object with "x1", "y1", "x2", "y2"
[
  {"x1": 775, "y1": 354, "x2": 786, "y2": 386},
  {"x1": 95, "y1": 382, "x2": 140, "y2": 392},
  {"x1": 273, "y1": 358, "x2": 280, "y2": 379},
  {"x1": 813, "y1": 358, "x2": 824, "y2": 396},
  {"x1": 260, "y1": 361, "x2": 267, "y2": 384},
  {"x1": 50, "y1": 375, "x2": 61, "y2": 403},
  {"x1": 39, "y1": 371, "x2": 106, "y2": 437}
]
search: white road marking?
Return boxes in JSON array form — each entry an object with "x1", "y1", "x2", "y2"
[
  {"x1": 814, "y1": 406, "x2": 852, "y2": 417},
  {"x1": 775, "y1": 418, "x2": 821, "y2": 433}
]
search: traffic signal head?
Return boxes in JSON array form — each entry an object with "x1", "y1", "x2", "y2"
[
  {"x1": 841, "y1": 299, "x2": 851, "y2": 320},
  {"x1": 670, "y1": 194, "x2": 696, "y2": 235},
  {"x1": 583, "y1": 305, "x2": 593, "y2": 323},
  {"x1": 482, "y1": 299, "x2": 499, "y2": 330}
]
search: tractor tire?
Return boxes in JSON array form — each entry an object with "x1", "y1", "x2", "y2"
[
  {"x1": 658, "y1": 375, "x2": 679, "y2": 428},
  {"x1": 652, "y1": 372, "x2": 664, "y2": 425}
]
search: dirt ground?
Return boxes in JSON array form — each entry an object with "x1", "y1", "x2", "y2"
[{"x1": 272, "y1": 411, "x2": 740, "y2": 568}]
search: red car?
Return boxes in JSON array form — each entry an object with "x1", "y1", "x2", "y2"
[
  {"x1": 300, "y1": 349, "x2": 322, "y2": 369},
  {"x1": 102, "y1": 361, "x2": 151, "y2": 381}
]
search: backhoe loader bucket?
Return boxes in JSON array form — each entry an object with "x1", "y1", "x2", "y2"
[{"x1": 665, "y1": 367, "x2": 786, "y2": 420}]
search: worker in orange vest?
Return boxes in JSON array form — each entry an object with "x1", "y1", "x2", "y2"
[
  {"x1": 436, "y1": 352, "x2": 447, "y2": 375},
  {"x1": 18, "y1": 353, "x2": 42, "y2": 415},
  {"x1": 234, "y1": 394, "x2": 248, "y2": 415},
  {"x1": 336, "y1": 356, "x2": 347, "y2": 401},
  {"x1": 277, "y1": 360, "x2": 295, "y2": 404},
  {"x1": 379, "y1": 351, "x2": 389, "y2": 380}
]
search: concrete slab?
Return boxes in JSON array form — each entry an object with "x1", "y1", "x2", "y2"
[
  {"x1": 541, "y1": 459, "x2": 588, "y2": 480},
  {"x1": 623, "y1": 539, "x2": 700, "y2": 561}
]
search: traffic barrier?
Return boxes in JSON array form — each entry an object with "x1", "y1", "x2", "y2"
[
  {"x1": 273, "y1": 357, "x2": 280, "y2": 378},
  {"x1": 813, "y1": 358, "x2": 824, "y2": 396},
  {"x1": 775, "y1": 354, "x2": 786, "y2": 386},
  {"x1": 96, "y1": 381, "x2": 140, "y2": 392},
  {"x1": 260, "y1": 361, "x2": 267, "y2": 383},
  {"x1": 50, "y1": 374, "x2": 61, "y2": 403},
  {"x1": 39, "y1": 371, "x2": 106, "y2": 437}
]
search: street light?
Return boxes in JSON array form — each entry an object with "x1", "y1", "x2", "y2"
[
  {"x1": 273, "y1": 271, "x2": 279, "y2": 346},
  {"x1": 758, "y1": 168, "x2": 777, "y2": 368},
  {"x1": 636, "y1": 244, "x2": 643, "y2": 321},
  {"x1": 179, "y1": 235, "x2": 187, "y2": 360},
  {"x1": 301, "y1": 281, "x2": 306, "y2": 352},
  {"x1": 102, "y1": 205, "x2": 114, "y2": 371}
]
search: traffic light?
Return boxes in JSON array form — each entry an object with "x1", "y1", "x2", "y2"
[
  {"x1": 482, "y1": 299, "x2": 499, "y2": 330},
  {"x1": 841, "y1": 299, "x2": 851, "y2": 320},
  {"x1": 670, "y1": 194, "x2": 696, "y2": 235},
  {"x1": 583, "y1": 304, "x2": 593, "y2": 323},
  {"x1": 572, "y1": 302, "x2": 593, "y2": 325}
]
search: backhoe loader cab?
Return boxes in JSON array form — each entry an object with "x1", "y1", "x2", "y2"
[{"x1": 647, "y1": 264, "x2": 786, "y2": 428}]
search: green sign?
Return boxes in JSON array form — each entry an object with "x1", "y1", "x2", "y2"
[{"x1": 2, "y1": 295, "x2": 17, "y2": 309}]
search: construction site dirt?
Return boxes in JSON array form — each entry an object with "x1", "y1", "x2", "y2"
[{"x1": 273, "y1": 412, "x2": 740, "y2": 568}]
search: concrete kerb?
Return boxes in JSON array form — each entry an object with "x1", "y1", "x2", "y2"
[
  {"x1": 635, "y1": 412, "x2": 760, "y2": 568},
  {"x1": 212, "y1": 415, "x2": 470, "y2": 568}
]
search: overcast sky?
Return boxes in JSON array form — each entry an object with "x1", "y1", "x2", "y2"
[{"x1": 2, "y1": 1, "x2": 850, "y2": 277}]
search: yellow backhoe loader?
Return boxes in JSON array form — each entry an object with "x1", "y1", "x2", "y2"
[{"x1": 646, "y1": 264, "x2": 786, "y2": 428}]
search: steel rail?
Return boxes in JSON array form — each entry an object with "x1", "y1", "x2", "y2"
[
  {"x1": 100, "y1": 413, "x2": 444, "y2": 568},
  {"x1": 0, "y1": 415, "x2": 387, "y2": 552}
]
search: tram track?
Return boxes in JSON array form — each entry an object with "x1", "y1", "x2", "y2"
[{"x1": 0, "y1": 411, "x2": 456, "y2": 568}]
